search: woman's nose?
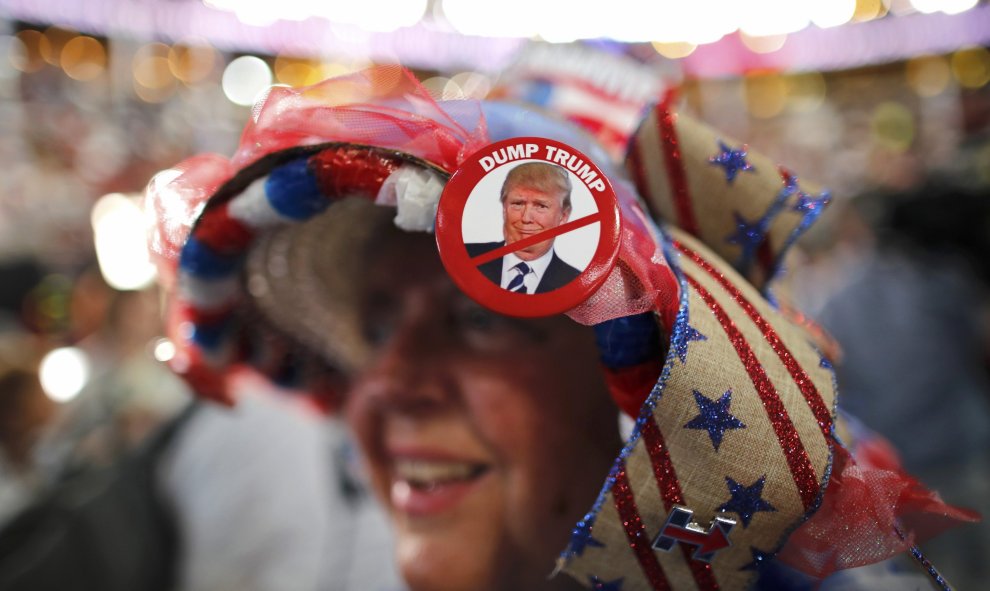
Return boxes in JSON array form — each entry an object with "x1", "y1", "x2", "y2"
[{"x1": 351, "y1": 294, "x2": 455, "y2": 414}]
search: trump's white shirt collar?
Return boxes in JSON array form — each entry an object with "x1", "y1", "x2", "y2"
[{"x1": 500, "y1": 248, "x2": 555, "y2": 293}]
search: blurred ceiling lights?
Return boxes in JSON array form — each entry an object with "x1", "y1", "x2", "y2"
[
  {"x1": 203, "y1": 0, "x2": 428, "y2": 31},
  {"x1": 198, "y1": 0, "x2": 981, "y2": 45},
  {"x1": 3, "y1": 0, "x2": 988, "y2": 75}
]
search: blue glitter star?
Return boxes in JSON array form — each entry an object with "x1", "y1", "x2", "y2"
[
  {"x1": 568, "y1": 521, "x2": 604, "y2": 557},
  {"x1": 671, "y1": 315, "x2": 707, "y2": 365},
  {"x1": 726, "y1": 211, "x2": 766, "y2": 264},
  {"x1": 740, "y1": 546, "x2": 775, "y2": 572},
  {"x1": 718, "y1": 475, "x2": 777, "y2": 528},
  {"x1": 792, "y1": 190, "x2": 831, "y2": 215},
  {"x1": 709, "y1": 140, "x2": 755, "y2": 184},
  {"x1": 684, "y1": 389, "x2": 746, "y2": 451},
  {"x1": 589, "y1": 575, "x2": 624, "y2": 591},
  {"x1": 819, "y1": 356, "x2": 833, "y2": 369}
]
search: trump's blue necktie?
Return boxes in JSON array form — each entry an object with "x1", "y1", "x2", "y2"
[{"x1": 506, "y1": 261, "x2": 531, "y2": 293}]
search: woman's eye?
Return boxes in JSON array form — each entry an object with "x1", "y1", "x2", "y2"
[
  {"x1": 453, "y1": 298, "x2": 546, "y2": 350},
  {"x1": 462, "y1": 305, "x2": 496, "y2": 332},
  {"x1": 360, "y1": 294, "x2": 398, "y2": 346},
  {"x1": 363, "y1": 315, "x2": 394, "y2": 347}
]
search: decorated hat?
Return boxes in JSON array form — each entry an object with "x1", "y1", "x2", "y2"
[{"x1": 148, "y1": 67, "x2": 974, "y2": 590}]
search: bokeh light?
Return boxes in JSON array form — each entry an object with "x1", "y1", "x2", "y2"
[
  {"x1": 745, "y1": 72, "x2": 787, "y2": 119},
  {"x1": 39, "y1": 347, "x2": 91, "y2": 403},
  {"x1": 10, "y1": 30, "x2": 50, "y2": 73},
  {"x1": 60, "y1": 35, "x2": 107, "y2": 81},
  {"x1": 319, "y1": 0, "x2": 428, "y2": 32},
  {"x1": 449, "y1": 72, "x2": 492, "y2": 99},
  {"x1": 737, "y1": 1, "x2": 809, "y2": 37},
  {"x1": 420, "y1": 76, "x2": 450, "y2": 100},
  {"x1": 651, "y1": 41, "x2": 697, "y2": 59},
  {"x1": 133, "y1": 42, "x2": 177, "y2": 102},
  {"x1": 951, "y1": 46, "x2": 990, "y2": 89},
  {"x1": 741, "y1": 33, "x2": 788, "y2": 54},
  {"x1": 905, "y1": 55, "x2": 952, "y2": 97},
  {"x1": 809, "y1": 0, "x2": 857, "y2": 28},
  {"x1": 318, "y1": 62, "x2": 356, "y2": 80},
  {"x1": 275, "y1": 55, "x2": 324, "y2": 87},
  {"x1": 852, "y1": 0, "x2": 887, "y2": 21},
  {"x1": 787, "y1": 72, "x2": 827, "y2": 112},
  {"x1": 41, "y1": 26, "x2": 76, "y2": 66},
  {"x1": 441, "y1": 0, "x2": 537, "y2": 38},
  {"x1": 222, "y1": 55, "x2": 273, "y2": 106},
  {"x1": 871, "y1": 101, "x2": 915, "y2": 152},
  {"x1": 153, "y1": 338, "x2": 177, "y2": 363},
  {"x1": 0, "y1": 35, "x2": 21, "y2": 80},
  {"x1": 168, "y1": 41, "x2": 218, "y2": 85},
  {"x1": 91, "y1": 193, "x2": 157, "y2": 291},
  {"x1": 650, "y1": 2, "x2": 737, "y2": 45}
]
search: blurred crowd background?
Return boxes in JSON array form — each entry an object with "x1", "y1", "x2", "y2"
[{"x1": 0, "y1": 0, "x2": 988, "y2": 589}]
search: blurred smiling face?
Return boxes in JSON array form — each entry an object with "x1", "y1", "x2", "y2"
[{"x1": 344, "y1": 229, "x2": 619, "y2": 591}]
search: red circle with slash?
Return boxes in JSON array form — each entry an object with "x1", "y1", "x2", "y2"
[{"x1": 436, "y1": 137, "x2": 621, "y2": 318}]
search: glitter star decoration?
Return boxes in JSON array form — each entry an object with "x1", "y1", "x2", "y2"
[
  {"x1": 740, "y1": 546, "x2": 775, "y2": 572},
  {"x1": 709, "y1": 140, "x2": 755, "y2": 184},
  {"x1": 726, "y1": 211, "x2": 767, "y2": 264},
  {"x1": 792, "y1": 190, "x2": 832, "y2": 215},
  {"x1": 684, "y1": 389, "x2": 746, "y2": 451},
  {"x1": 671, "y1": 314, "x2": 707, "y2": 365},
  {"x1": 568, "y1": 521, "x2": 605, "y2": 557},
  {"x1": 718, "y1": 475, "x2": 777, "y2": 528},
  {"x1": 589, "y1": 575, "x2": 625, "y2": 591}
]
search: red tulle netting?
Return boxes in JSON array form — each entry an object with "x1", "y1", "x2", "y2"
[
  {"x1": 147, "y1": 65, "x2": 490, "y2": 285},
  {"x1": 778, "y1": 432, "x2": 980, "y2": 579}
]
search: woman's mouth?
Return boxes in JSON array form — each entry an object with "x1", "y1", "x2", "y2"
[{"x1": 390, "y1": 457, "x2": 492, "y2": 516}]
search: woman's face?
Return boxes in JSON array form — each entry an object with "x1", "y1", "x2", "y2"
[{"x1": 345, "y1": 230, "x2": 620, "y2": 591}]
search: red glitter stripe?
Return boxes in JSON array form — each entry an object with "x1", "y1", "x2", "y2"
[
  {"x1": 641, "y1": 419, "x2": 721, "y2": 590},
  {"x1": 626, "y1": 139, "x2": 651, "y2": 206},
  {"x1": 309, "y1": 146, "x2": 400, "y2": 198},
  {"x1": 613, "y1": 465, "x2": 672, "y2": 591},
  {"x1": 684, "y1": 273, "x2": 820, "y2": 509},
  {"x1": 641, "y1": 418, "x2": 683, "y2": 506},
  {"x1": 655, "y1": 95, "x2": 700, "y2": 237},
  {"x1": 675, "y1": 242, "x2": 832, "y2": 439}
]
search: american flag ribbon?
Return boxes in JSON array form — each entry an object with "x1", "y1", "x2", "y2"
[
  {"x1": 564, "y1": 229, "x2": 837, "y2": 590},
  {"x1": 625, "y1": 102, "x2": 830, "y2": 294}
]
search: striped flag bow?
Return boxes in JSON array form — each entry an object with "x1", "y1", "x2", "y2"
[{"x1": 563, "y1": 95, "x2": 976, "y2": 591}]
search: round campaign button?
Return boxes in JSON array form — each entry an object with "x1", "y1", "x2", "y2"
[{"x1": 436, "y1": 137, "x2": 621, "y2": 317}]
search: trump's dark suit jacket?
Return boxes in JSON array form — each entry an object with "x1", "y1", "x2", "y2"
[{"x1": 465, "y1": 241, "x2": 581, "y2": 294}]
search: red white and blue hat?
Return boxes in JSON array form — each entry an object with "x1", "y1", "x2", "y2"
[{"x1": 147, "y1": 66, "x2": 976, "y2": 590}]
